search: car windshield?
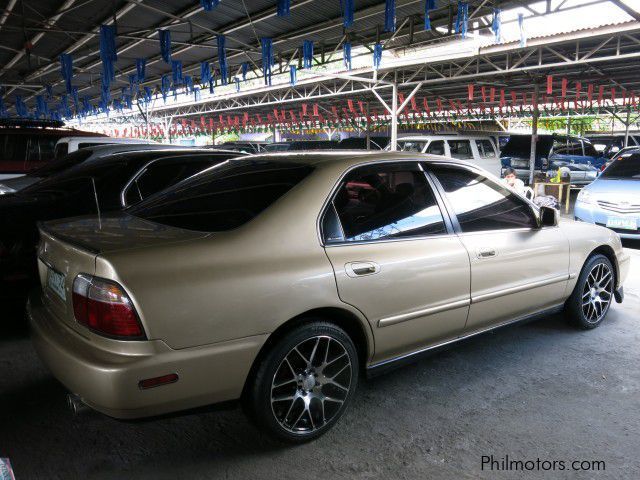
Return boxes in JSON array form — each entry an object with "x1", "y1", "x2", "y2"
[
  {"x1": 127, "y1": 159, "x2": 314, "y2": 232},
  {"x1": 601, "y1": 153, "x2": 640, "y2": 179}
]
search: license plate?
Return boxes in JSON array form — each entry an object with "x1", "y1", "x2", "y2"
[
  {"x1": 47, "y1": 268, "x2": 66, "y2": 301},
  {"x1": 606, "y1": 217, "x2": 637, "y2": 231}
]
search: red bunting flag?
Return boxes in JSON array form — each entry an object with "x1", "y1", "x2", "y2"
[
  {"x1": 313, "y1": 103, "x2": 319, "y2": 116},
  {"x1": 547, "y1": 75, "x2": 553, "y2": 95},
  {"x1": 561, "y1": 78, "x2": 568, "y2": 98},
  {"x1": 467, "y1": 84, "x2": 474, "y2": 101}
]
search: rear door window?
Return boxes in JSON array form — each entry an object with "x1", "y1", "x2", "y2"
[
  {"x1": 553, "y1": 138, "x2": 582, "y2": 156},
  {"x1": 475, "y1": 139, "x2": 496, "y2": 158},
  {"x1": 325, "y1": 162, "x2": 446, "y2": 243},
  {"x1": 447, "y1": 140, "x2": 474, "y2": 160},
  {"x1": 426, "y1": 140, "x2": 445, "y2": 155},
  {"x1": 397, "y1": 141, "x2": 427, "y2": 153},
  {"x1": 430, "y1": 164, "x2": 538, "y2": 232},
  {"x1": 128, "y1": 160, "x2": 314, "y2": 232}
]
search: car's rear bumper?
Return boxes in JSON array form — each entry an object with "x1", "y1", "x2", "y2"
[{"x1": 28, "y1": 291, "x2": 267, "y2": 419}]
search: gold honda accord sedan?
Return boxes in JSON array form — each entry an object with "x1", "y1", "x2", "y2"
[{"x1": 29, "y1": 152, "x2": 629, "y2": 442}]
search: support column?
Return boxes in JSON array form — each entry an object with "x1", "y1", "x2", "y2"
[
  {"x1": 529, "y1": 83, "x2": 540, "y2": 185},
  {"x1": 366, "y1": 102, "x2": 371, "y2": 150},
  {"x1": 391, "y1": 83, "x2": 398, "y2": 151},
  {"x1": 624, "y1": 108, "x2": 631, "y2": 147}
]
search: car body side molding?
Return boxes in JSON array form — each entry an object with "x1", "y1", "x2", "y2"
[{"x1": 366, "y1": 303, "x2": 564, "y2": 377}]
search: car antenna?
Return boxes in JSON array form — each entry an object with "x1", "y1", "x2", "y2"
[{"x1": 91, "y1": 177, "x2": 102, "y2": 229}]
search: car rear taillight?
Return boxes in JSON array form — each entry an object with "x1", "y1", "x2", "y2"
[{"x1": 72, "y1": 274, "x2": 145, "y2": 339}]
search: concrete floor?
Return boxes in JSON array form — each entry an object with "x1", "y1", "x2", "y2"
[{"x1": 1, "y1": 243, "x2": 639, "y2": 480}]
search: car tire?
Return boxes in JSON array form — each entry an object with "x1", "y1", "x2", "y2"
[
  {"x1": 244, "y1": 320, "x2": 359, "y2": 443},
  {"x1": 565, "y1": 254, "x2": 615, "y2": 329}
]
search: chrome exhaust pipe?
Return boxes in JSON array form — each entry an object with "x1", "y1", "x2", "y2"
[{"x1": 67, "y1": 393, "x2": 88, "y2": 415}]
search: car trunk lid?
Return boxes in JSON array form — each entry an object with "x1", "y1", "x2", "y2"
[{"x1": 37, "y1": 213, "x2": 208, "y2": 335}]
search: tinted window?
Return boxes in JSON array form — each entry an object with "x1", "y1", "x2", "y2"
[
  {"x1": 29, "y1": 149, "x2": 93, "y2": 177},
  {"x1": 582, "y1": 142, "x2": 598, "y2": 157},
  {"x1": 476, "y1": 139, "x2": 496, "y2": 158},
  {"x1": 54, "y1": 142, "x2": 68, "y2": 160},
  {"x1": 553, "y1": 139, "x2": 582, "y2": 156},
  {"x1": 426, "y1": 140, "x2": 445, "y2": 155},
  {"x1": 328, "y1": 163, "x2": 446, "y2": 243},
  {"x1": 397, "y1": 141, "x2": 426, "y2": 153},
  {"x1": 18, "y1": 160, "x2": 134, "y2": 212},
  {"x1": 0, "y1": 134, "x2": 28, "y2": 173},
  {"x1": 38, "y1": 137, "x2": 57, "y2": 160},
  {"x1": 448, "y1": 140, "x2": 473, "y2": 159},
  {"x1": 430, "y1": 165, "x2": 538, "y2": 232},
  {"x1": 124, "y1": 158, "x2": 220, "y2": 206},
  {"x1": 601, "y1": 153, "x2": 640, "y2": 179},
  {"x1": 128, "y1": 160, "x2": 313, "y2": 232},
  {"x1": 78, "y1": 142, "x2": 117, "y2": 149}
]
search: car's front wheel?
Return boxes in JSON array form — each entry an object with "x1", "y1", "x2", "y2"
[
  {"x1": 566, "y1": 254, "x2": 615, "y2": 329},
  {"x1": 244, "y1": 321, "x2": 359, "y2": 443}
]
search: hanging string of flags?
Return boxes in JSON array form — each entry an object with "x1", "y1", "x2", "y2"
[
  {"x1": 0, "y1": 1, "x2": 620, "y2": 123},
  {"x1": 100, "y1": 77, "x2": 640, "y2": 140}
]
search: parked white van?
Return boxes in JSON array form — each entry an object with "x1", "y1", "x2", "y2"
[
  {"x1": 391, "y1": 134, "x2": 501, "y2": 177},
  {"x1": 54, "y1": 136, "x2": 154, "y2": 159}
]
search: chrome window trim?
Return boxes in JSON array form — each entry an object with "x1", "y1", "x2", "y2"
[{"x1": 316, "y1": 158, "x2": 455, "y2": 247}]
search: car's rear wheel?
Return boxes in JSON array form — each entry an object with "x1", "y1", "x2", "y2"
[
  {"x1": 566, "y1": 254, "x2": 615, "y2": 329},
  {"x1": 244, "y1": 321, "x2": 359, "y2": 443}
]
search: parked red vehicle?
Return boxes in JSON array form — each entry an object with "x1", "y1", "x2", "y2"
[{"x1": 0, "y1": 119, "x2": 102, "y2": 180}]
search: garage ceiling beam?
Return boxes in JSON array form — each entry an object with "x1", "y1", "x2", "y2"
[
  {"x1": 609, "y1": 0, "x2": 640, "y2": 22},
  {"x1": 0, "y1": 0, "x2": 79, "y2": 79}
]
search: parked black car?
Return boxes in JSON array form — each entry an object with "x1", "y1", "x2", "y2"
[
  {"x1": 338, "y1": 136, "x2": 390, "y2": 150},
  {"x1": 262, "y1": 140, "x2": 339, "y2": 152},
  {"x1": 0, "y1": 148, "x2": 242, "y2": 310},
  {"x1": 0, "y1": 143, "x2": 182, "y2": 194}
]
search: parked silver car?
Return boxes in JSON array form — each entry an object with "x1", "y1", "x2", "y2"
[{"x1": 575, "y1": 150, "x2": 640, "y2": 239}]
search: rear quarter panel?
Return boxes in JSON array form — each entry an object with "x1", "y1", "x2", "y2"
[{"x1": 95, "y1": 165, "x2": 375, "y2": 354}]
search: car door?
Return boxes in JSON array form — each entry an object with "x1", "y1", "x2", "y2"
[
  {"x1": 322, "y1": 161, "x2": 471, "y2": 364},
  {"x1": 427, "y1": 163, "x2": 570, "y2": 333}
]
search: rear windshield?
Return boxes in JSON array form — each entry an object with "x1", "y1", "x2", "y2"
[
  {"x1": 501, "y1": 135, "x2": 554, "y2": 157},
  {"x1": 127, "y1": 159, "x2": 314, "y2": 232},
  {"x1": 601, "y1": 153, "x2": 640, "y2": 179},
  {"x1": 29, "y1": 149, "x2": 93, "y2": 177}
]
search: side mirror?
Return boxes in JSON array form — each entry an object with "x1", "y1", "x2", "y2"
[{"x1": 539, "y1": 206, "x2": 558, "y2": 227}]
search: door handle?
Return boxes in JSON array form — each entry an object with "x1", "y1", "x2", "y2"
[
  {"x1": 345, "y1": 261, "x2": 380, "y2": 277},
  {"x1": 477, "y1": 248, "x2": 497, "y2": 259}
]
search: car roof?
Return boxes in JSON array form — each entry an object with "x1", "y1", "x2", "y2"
[
  {"x1": 234, "y1": 150, "x2": 469, "y2": 170},
  {"x1": 56, "y1": 136, "x2": 151, "y2": 143},
  {"x1": 81, "y1": 148, "x2": 241, "y2": 166},
  {"x1": 397, "y1": 134, "x2": 494, "y2": 140}
]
